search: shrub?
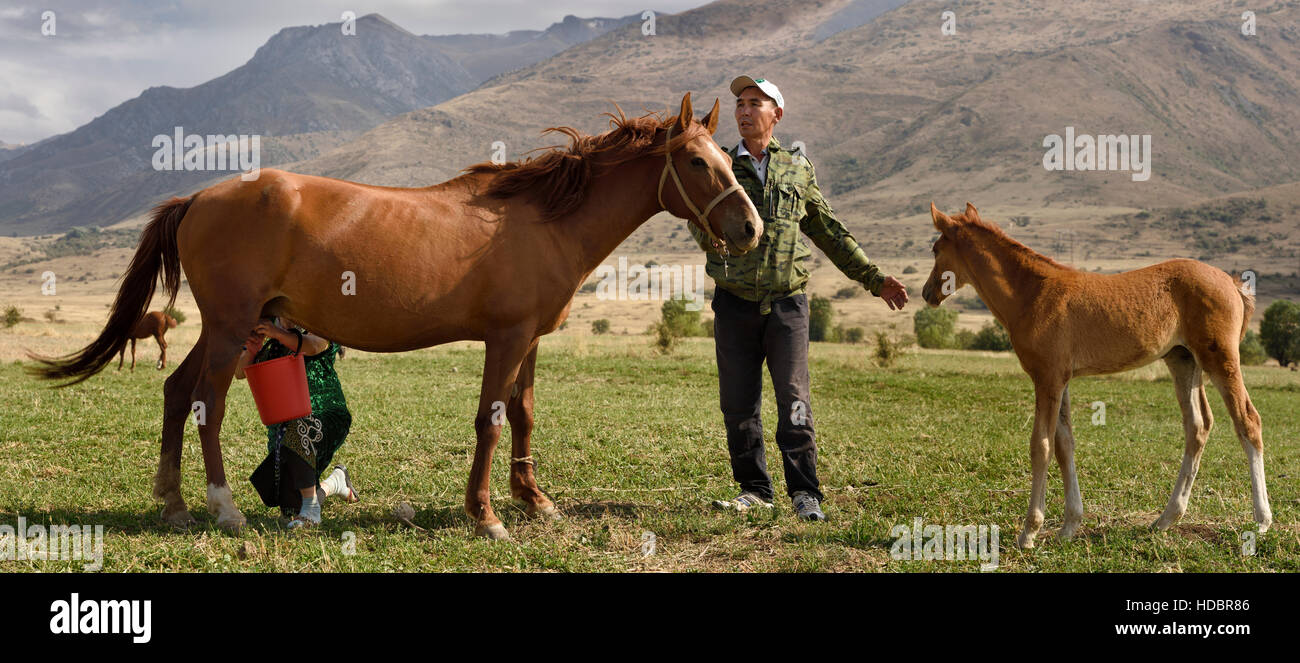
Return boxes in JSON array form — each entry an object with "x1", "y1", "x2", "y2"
[
  {"x1": 872, "y1": 332, "x2": 899, "y2": 367},
  {"x1": 3, "y1": 306, "x2": 20, "y2": 328},
  {"x1": 591, "y1": 319, "x2": 610, "y2": 335},
  {"x1": 1260, "y1": 300, "x2": 1300, "y2": 367},
  {"x1": 652, "y1": 320, "x2": 676, "y2": 354},
  {"x1": 953, "y1": 293, "x2": 987, "y2": 310},
  {"x1": 660, "y1": 298, "x2": 704, "y2": 338},
  {"x1": 913, "y1": 306, "x2": 957, "y2": 349},
  {"x1": 871, "y1": 325, "x2": 913, "y2": 367},
  {"x1": 163, "y1": 305, "x2": 186, "y2": 324},
  {"x1": 833, "y1": 286, "x2": 859, "y2": 300},
  {"x1": 842, "y1": 326, "x2": 865, "y2": 344},
  {"x1": 1239, "y1": 329, "x2": 1267, "y2": 366},
  {"x1": 809, "y1": 295, "x2": 834, "y2": 342},
  {"x1": 970, "y1": 320, "x2": 1013, "y2": 351}
]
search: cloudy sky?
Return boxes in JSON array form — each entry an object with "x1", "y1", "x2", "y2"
[{"x1": 0, "y1": 0, "x2": 706, "y2": 145}]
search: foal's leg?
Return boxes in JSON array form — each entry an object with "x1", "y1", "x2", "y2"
[
  {"x1": 1053, "y1": 384, "x2": 1083, "y2": 540},
  {"x1": 1020, "y1": 378, "x2": 1065, "y2": 549},
  {"x1": 466, "y1": 329, "x2": 534, "y2": 540},
  {"x1": 193, "y1": 327, "x2": 248, "y2": 531},
  {"x1": 1154, "y1": 347, "x2": 1212, "y2": 531},
  {"x1": 1200, "y1": 349, "x2": 1272, "y2": 533},
  {"x1": 155, "y1": 332, "x2": 207, "y2": 527},
  {"x1": 155, "y1": 332, "x2": 167, "y2": 370},
  {"x1": 507, "y1": 340, "x2": 559, "y2": 519},
  {"x1": 129, "y1": 338, "x2": 137, "y2": 371}
]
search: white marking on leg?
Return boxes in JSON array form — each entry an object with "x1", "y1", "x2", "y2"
[
  {"x1": 1019, "y1": 435, "x2": 1050, "y2": 548},
  {"x1": 206, "y1": 483, "x2": 245, "y2": 528},
  {"x1": 1242, "y1": 443, "x2": 1272, "y2": 533}
]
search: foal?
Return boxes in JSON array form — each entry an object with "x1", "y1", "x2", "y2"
[
  {"x1": 922, "y1": 202, "x2": 1271, "y2": 548},
  {"x1": 117, "y1": 310, "x2": 178, "y2": 371}
]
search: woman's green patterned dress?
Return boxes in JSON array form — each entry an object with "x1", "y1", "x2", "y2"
[{"x1": 249, "y1": 334, "x2": 351, "y2": 513}]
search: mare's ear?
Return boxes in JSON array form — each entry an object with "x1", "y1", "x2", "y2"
[
  {"x1": 676, "y1": 93, "x2": 693, "y2": 134},
  {"x1": 703, "y1": 98, "x2": 720, "y2": 135}
]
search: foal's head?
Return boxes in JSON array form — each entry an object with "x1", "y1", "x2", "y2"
[
  {"x1": 660, "y1": 93, "x2": 763, "y2": 254},
  {"x1": 921, "y1": 202, "x2": 982, "y2": 306}
]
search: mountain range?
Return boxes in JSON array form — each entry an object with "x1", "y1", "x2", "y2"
[{"x1": 0, "y1": 10, "x2": 649, "y2": 235}]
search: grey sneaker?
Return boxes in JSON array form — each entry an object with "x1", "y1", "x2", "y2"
[
  {"x1": 792, "y1": 491, "x2": 826, "y2": 521},
  {"x1": 712, "y1": 492, "x2": 774, "y2": 512}
]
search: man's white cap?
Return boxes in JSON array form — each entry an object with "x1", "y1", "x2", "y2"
[{"x1": 730, "y1": 75, "x2": 784, "y2": 109}]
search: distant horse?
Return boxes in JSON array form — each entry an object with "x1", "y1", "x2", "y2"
[
  {"x1": 30, "y1": 93, "x2": 762, "y2": 539},
  {"x1": 922, "y1": 202, "x2": 1271, "y2": 548},
  {"x1": 117, "y1": 310, "x2": 178, "y2": 371}
]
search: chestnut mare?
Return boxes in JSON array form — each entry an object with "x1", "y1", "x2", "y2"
[
  {"x1": 922, "y1": 203, "x2": 1271, "y2": 548},
  {"x1": 117, "y1": 310, "x2": 178, "y2": 371},
  {"x1": 32, "y1": 93, "x2": 762, "y2": 539}
]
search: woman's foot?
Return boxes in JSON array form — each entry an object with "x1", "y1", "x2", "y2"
[
  {"x1": 286, "y1": 515, "x2": 317, "y2": 530},
  {"x1": 322, "y1": 466, "x2": 359, "y2": 503},
  {"x1": 288, "y1": 492, "x2": 322, "y2": 530}
]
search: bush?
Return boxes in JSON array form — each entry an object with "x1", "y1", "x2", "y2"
[
  {"x1": 970, "y1": 320, "x2": 1013, "y2": 351},
  {"x1": 902, "y1": 265, "x2": 918, "y2": 274},
  {"x1": 163, "y1": 305, "x2": 186, "y2": 324},
  {"x1": 872, "y1": 331, "x2": 900, "y2": 367},
  {"x1": 953, "y1": 293, "x2": 987, "y2": 310},
  {"x1": 833, "y1": 286, "x2": 859, "y2": 300},
  {"x1": 954, "y1": 329, "x2": 976, "y2": 350},
  {"x1": 809, "y1": 295, "x2": 834, "y2": 342},
  {"x1": 842, "y1": 326, "x2": 865, "y2": 344},
  {"x1": 3, "y1": 306, "x2": 20, "y2": 328},
  {"x1": 871, "y1": 325, "x2": 914, "y2": 367},
  {"x1": 1240, "y1": 329, "x2": 1267, "y2": 366},
  {"x1": 591, "y1": 319, "x2": 610, "y2": 335},
  {"x1": 1260, "y1": 300, "x2": 1300, "y2": 367},
  {"x1": 913, "y1": 306, "x2": 957, "y2": 349},
  {"x1": 652, "y1": 320, "x2": 676, "y2": 354},
  {"x1": 660, "y1": 298, "x2": 705, "y2": 338}
]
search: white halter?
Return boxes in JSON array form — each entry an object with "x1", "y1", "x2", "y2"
[{"x1": 657, "y1": 124, "x2": 743, "y2": 253}]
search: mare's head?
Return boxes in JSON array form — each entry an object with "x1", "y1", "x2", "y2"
[{"x1": 659, "y1": 93, "x2": 762, "y2": 253}]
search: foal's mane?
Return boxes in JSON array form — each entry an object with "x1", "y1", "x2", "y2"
[
  {"x1": 463, "y1": 105, "x2": 710, "y2": 221},
  {"x1": 955, "y1": 212, "x2": 1071, "y2": 271}
]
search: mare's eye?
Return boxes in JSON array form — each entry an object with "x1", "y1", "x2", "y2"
[{"x1": 690, "y1": 157, "x2": 706, "y2": 167}]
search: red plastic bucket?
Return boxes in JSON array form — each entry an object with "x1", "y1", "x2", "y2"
[{"x1": 244, "y1": 352, "x2": 312, "y2": 425}]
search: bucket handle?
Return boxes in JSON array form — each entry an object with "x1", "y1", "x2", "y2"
[{"x1": 289, "y1": 329, "x2": 303, "y2": 356}]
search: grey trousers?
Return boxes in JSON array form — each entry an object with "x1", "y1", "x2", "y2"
[{"x1": 711, "y1": 288, "x2": 821, "y2": 502}]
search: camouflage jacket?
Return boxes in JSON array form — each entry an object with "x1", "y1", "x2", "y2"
[{"x1": 690, "y1": 137, "x2": 885, "y2": 314}]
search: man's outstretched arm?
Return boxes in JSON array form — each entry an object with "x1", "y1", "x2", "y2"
[{"x1": 798, "y1": 163, "x2": 910, "y2": 311}]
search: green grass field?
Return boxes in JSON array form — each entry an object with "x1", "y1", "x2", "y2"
[{"x1": 1, "y1": 335, "x2": 1296, "y2": 572}]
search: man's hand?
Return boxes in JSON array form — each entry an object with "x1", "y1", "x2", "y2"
[{"x1": 877, "y1": 275, "x2": 909, "y2": 311}]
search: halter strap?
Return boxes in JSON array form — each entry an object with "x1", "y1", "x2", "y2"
[{"x1": 657, "y1": 125, "x2": 743, "y2": 252}]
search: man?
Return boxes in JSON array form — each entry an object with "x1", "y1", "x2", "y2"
[{"x1": 691, "y1": 76, "x2": 909, "y2": 521}]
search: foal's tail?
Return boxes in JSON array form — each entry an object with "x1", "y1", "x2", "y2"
[
  {"x1": 1238, "y1": 288, "x2": 1256, "y2": 344},
  {"x1": 27, "y1": 196, "x2": 192, "y2": 386}
]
